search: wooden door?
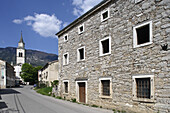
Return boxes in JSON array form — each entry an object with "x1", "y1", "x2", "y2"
[{"x1": 79, "y1": 83, "x2": 85, "y2": 103}]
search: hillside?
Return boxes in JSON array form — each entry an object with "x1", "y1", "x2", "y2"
[{"x1": 0, "y1": 47, "x2": 58, "y2": 66}]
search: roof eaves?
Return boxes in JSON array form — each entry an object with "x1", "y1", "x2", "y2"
[{"x1": 56, "y1": 0, "x2": 111, "y2": 37}]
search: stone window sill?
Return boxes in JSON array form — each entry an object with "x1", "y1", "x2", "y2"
[
  {"x1": 133, "y1": 97, "x2": 155, "y2": 103},
  {"x1": 63, "y1": 64, "x2": 69, "y2": 66},
  {"x1": 63, "y1": 93, "x2": 69, "y2": 95},
  {"x1": 77, "y1": 59, "x2": 85, "y2": 63},
  {"x1": 99, "y1": 95, "x2": 112, "y2": 99},
  {"x1": 99, "y1": 52, "x2": 111, "y2": 57},
  {"x1": 133, "y1": 42, "x2": 153, "y2": 48}
]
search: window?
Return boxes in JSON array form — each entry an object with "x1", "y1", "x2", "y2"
[
  {"x1": 136, "y1": 78, "x2": 150, "y2": 98},
  {"x1": 64, "y1": 34, "x2": 68, "y2": 42},
  {"x1": 46, "y1": 72, "x2": 48, "y2": 79},
  {"x1": 63, "y1": 80, "x2": 69, "y2": 94},
  {"x1": 78, "y1": 24, "x2": 84, "y2": 34},
  {"x1": 64, "y1": 82, "x2": 68, "y2": 93},
  {"x1": 99, "y1": 77, "x2": 112, "y2": 98},
  {"x1": 133, "y1": 21, "x2": 152, "y2": 48},
  {"x1": 101, "y1": 8, "x2": 110, "y2": 22},
  {"x1": 99, "y1": 36, "x2": 111, "y2": 56},
  {"x1": 77, "y1": 46, "x2": 85, "y2": 61},
  {"x1": 132, "y1": 75, "x2": 154, "y2": 102},
  {"x1": 101, "y1": 80, "x2": 110, "y2": 96},
  {"x1": 19, "y1": 52, "x2": 23, "y2": 57},
  {"x1": 63, "y1": 53, "x2": 69, "y2": 65}
]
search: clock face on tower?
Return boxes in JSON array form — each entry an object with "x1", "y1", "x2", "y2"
[{"x1": 19, "y1": 43, "x2": 23, "y2": 47}]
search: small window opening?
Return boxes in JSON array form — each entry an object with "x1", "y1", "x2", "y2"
[
  {"x1": 136, "y1": 24, "x2": 150, "y2": 45},
  {"x1": 80, "y1": 26, "x2": 83, "y2": 32},
  {"x1": 79, "y1": 48, "x2": 84, "y2": 60},
  {"x1": 136, "y1": 78, "x2": 150, "y2": 99},
  {"x1": 101, "y1": 80, "x2": 110, "y2": 96},
  {"x1": 101, "y1": 39, "x2": 109, "y2": 54},
  {"x1": 102, "y1": 11, "x2": 108, "y2": 20},
  {"x1": 64, "y1": 35, "x2": 68, "y2": 41},
  {"x1": 64, "y1": 54, "x2": 68, "y2": 65},
  {"x1": 64, "y1": 82, "x2": 68, "y2": 93}
]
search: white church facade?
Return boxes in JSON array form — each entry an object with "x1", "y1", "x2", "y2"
[{"x1": 14, "y1": 32, "x2": 25, "y2": 83}]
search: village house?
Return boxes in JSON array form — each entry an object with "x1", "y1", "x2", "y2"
[
  {"x1": 38, "y1": 60, "x2": 59, "y2": 87},
  {"x1": 0, "y1": 59, "x2": 15, "y2": 89},
  {"x1": 56, "y1": 0, "x2": 170, "y2": 112}
]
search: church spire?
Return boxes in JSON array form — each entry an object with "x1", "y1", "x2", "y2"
[
  {"x1": 19, "y1": 31, "x2": 24, "y2": 44},
  {"x1": 18, "y1": 31, "x2": 25, "y2": 49}
]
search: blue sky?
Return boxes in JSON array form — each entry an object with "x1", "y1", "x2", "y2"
[{"x1": 0, "y1": 0, "x2": 102, "y2": 55}]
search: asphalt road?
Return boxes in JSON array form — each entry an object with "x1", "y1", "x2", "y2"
[{"x1": 0, "y1": 85, "x2": 112, "y2": 113}]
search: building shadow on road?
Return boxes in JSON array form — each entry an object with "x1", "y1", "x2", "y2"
[
  {"x1": 0, "y1": 88, "x2": 21, "y2": 95},
  {"x1": 0, "y1": 102, "x2": 8, "y2": 109},
  {"x1": 0, "y1": 89, "x2": 21, "y2": 112}
]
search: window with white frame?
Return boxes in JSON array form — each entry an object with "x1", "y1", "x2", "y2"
[
  {"x1": 63, "y1": 80, "x2": 69, "y2": 94},
  {"x1": 101, "y1": 8, "x2": 110, "y2": 22},
  {"x1": 77, "y1": 46, "x2": 85, "y2": 61},
  {"x1": 99, "y1": 77, "x2": 112, "y2": 98},
  {"x1": 132, "y1": 75, "x2": 154, "y2": 102},
  {"x1": 63, "y1": 53, "x2": 69, "y2": 65},
  {"x1": 99, "y1": 36, "x2": 111, "y2": 56},
  {"x1": 78, "y1": 24, "x2": 84, "y2": 34},
  {"x1": 64, "y1": 34, "x2": 68, "y2": 42},
  {"x1": 133, "y1": 21, "x2": 152, "y2": 48}
]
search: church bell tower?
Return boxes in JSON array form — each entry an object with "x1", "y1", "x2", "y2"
[{"x1": 16, "y1": 31, "x2": 25, "y2": 66}]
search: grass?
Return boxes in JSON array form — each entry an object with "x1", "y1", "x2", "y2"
[
  {"x1": 91, "y1": 104, "x2": 99, "y2": 108},
  {"x1": 56, "y1": 96, "x2": 62, "y2": 99},
  {"x1": 112, "y1": 109, "x2": 127, "y2": 113},
  {"x1": 36, "y1": 87, "x2": 52, "y2": 96}
]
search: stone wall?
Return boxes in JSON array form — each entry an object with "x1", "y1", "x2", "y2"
[
  {"x1": 58, "y1": 0, "x2": 170, "y2": 112},
  {"x1": 6, "y1": 63, "x2": 15, "y2": 87}
]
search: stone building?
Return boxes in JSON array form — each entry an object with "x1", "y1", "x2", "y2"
[
  {"x1": 0, "y1": 59, "x2": 15, "y2": 89},
  {"x1": 56, "y1": 0, "x2": 170, "y2": 112},
  {"x1": 38, "y1": 60, "x2": 59, "y2": 87}
]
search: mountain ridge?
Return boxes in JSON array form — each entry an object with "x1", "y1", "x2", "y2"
[{"x1": 0, "y1": 47, "x2": 58, "y2": 67}]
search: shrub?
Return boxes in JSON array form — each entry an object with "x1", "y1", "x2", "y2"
[
  {"x1": 71, "y1": 98, "x2": 76, "y2": 103},
  {"x1": 51, "y1": 80, "x2": 59, "y2": 87}
]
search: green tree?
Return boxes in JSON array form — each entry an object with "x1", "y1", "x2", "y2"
[{"x1": 21, "y1": 63, "x2": 42, "y2": 84}]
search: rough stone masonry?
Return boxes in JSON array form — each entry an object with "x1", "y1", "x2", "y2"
[{"x1": 56, "y1": 0, "x2": 170, "y2": 113}]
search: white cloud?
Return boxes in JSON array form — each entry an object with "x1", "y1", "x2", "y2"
[
  {"x1": 24, "y1": 15, "x2": 35, "y2": 21},
  {"x1": 13, "y1": 13, "x2": 62, "y2": 38},
  {"x1": 26, "y1": 14, "x2": 62, "y2": 38},
  {"x1": 72, "y1": 0, "x2": 103, "y2": 16},
  {"x1": 13, "y1": 19, "x2": 23, "y2": 24},
  {"x1": 63, "y1": 22, "x2": 69, "y2": 27},
  {"x1": 72, "y1": 0, "x2": 83, "y2": 6}
]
